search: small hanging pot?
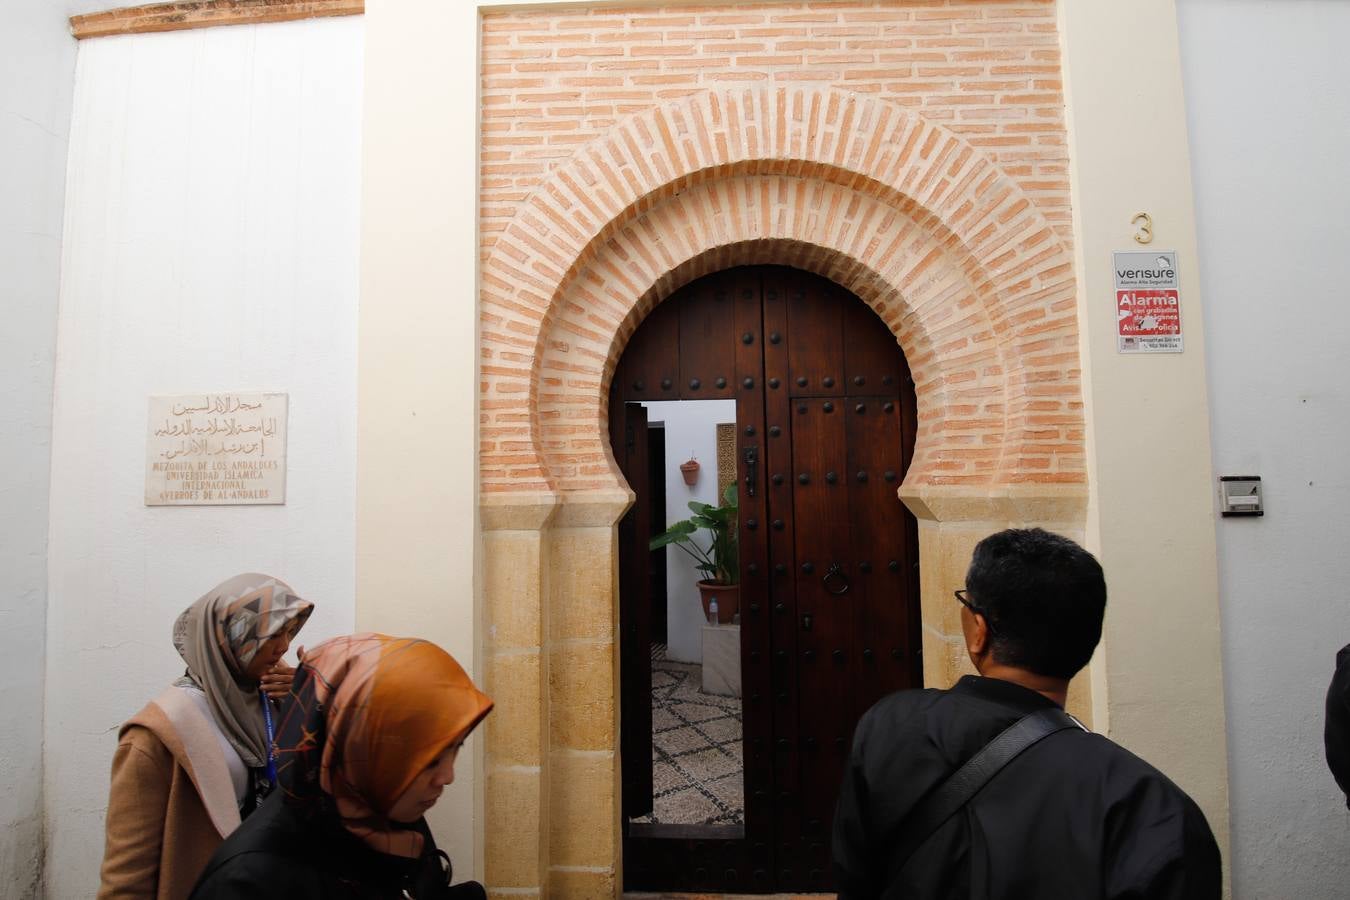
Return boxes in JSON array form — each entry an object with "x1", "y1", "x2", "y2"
[{"x1": 680, "y1": 457, "x2": 700, "y2": 486}]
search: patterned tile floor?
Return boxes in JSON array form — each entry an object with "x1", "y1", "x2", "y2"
[{"x1": 631, "y1": 644, "x2": 744, "y2": 825}]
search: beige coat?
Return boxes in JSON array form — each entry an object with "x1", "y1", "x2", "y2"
[{"x1": 97, "y1": 687, "x2": 244, "y2": 900}]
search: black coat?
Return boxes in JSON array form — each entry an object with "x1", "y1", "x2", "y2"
[
  {"x1": 1325, "y1": 643, "x2": 1350, "y2": 808},
  {"x1": 833, "y1": 676, "x2": 1222, "y2": 900},
  {"x1": 190, "y1": 792, "x2": 485, "y2": 900}
]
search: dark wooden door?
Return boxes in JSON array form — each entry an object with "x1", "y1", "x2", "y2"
[
  {"x1": 613, "y1": 402, "x2": 653, "y2": 818},
  {"x1": 761, "y1": 268, "x2": 921, "y2": 889},
  {"x1": 613, "y1": 267, "x2": 919, "y2": 894}
]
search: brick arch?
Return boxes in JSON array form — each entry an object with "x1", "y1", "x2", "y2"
[
  {"x1": 479, "y1": 86, "x2": 1083, "y2": 496},
  {"x1": 535, "y1": 174, "x2": 1083, "y2": 495}
]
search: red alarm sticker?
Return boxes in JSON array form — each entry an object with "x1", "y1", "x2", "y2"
[{"x1": 1113, "y1": 251, "x2": 1183, "y2": 353}]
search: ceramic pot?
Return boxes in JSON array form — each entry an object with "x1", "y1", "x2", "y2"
[{"x1": 697, "y1": 580, "x2": 739, "y2": 624}]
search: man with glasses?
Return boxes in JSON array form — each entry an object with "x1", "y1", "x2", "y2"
[{"x1": 832, "y1": 528, "x2": 1220, "y2": 899}]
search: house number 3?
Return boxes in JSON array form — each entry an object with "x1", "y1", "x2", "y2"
[{"x1": 1132, "y1": 212, "x2": 1154, "y2": 244}]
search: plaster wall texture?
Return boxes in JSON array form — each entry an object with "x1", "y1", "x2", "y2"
[
  {"x1": 0, "y1": 2, "x2": 78, "y2": 895},
  {"x1": 358, "y1": 0, "x2": 485, "y2": 872},
  {"x1": 1058, "y1": 0, "x2": 1229, "y2": 858},
  {"x1": 44, "y1": 19, "x2": 363, "y2": 899},
  {"x1": 639, "y1": 398, "x2": 737, "y2": 662},
  {"x1": 1177, "y1": 1, "x2": 1350, "y2": 894}
]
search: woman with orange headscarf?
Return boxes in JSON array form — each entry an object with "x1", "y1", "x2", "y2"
[{"x1": 189, "y1": 634, "x2": 493, "y2": 900}]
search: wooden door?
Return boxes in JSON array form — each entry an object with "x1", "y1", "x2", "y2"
[
  {"x1": 614, "y1": 266, "x2": 919, "y2": 894},
  {"x1": 613, "y1": 401, "x2": 653, "y2": 818},
  {"x1": 761, "y1": 269, "x2": 920, "y2": 890}
]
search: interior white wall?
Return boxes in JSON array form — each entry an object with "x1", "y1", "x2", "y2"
[
  {"x1": 1177, "y1": 1, "x2": 1350, "y2": 895},
  {"x1": 0, "y1": 3, "x2": 81, "y2": 895},
  {"x1": 44, "y1": 18, "x2": 363, "y2": 898},
  {"x1": 640, "y1": 399, "x2": 737, "y2": 663}
]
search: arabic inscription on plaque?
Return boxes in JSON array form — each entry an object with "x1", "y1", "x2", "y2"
[{"x1": 145, "y1": 393, "x2": 288, "y2": 506}]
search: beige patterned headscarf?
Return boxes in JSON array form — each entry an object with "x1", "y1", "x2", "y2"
[{"x1": 172, "y1": 573, "x2": 314, "y2": 768}]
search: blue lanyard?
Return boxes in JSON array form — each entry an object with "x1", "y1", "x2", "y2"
[{"x1": 259, "y1": 689, "x2": 278, "y2": 785}]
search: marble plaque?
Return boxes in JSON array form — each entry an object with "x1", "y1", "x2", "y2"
[{"x1": 145, "y1": 393, "x2": 287, "y2": 506}]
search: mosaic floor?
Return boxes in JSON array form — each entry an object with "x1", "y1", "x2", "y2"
[{"x1": 631, "y1": 644, "x2": 745, "y2": 826}]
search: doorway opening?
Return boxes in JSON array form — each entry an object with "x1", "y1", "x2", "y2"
[
  {"x1": 627, "y1": 398, "x2": 744, "y2": 830},
  {"x1": 611, "y1": 266, "x2": 921, "y2": 893}
]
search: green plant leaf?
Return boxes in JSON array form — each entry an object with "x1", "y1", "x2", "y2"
[{"x1": 651, "y1": 485, "x2": 740, "y2": 584}]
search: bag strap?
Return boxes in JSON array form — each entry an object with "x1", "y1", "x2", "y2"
[{"x1": 890, "y1": 706, "x2": 1085, "y2": 876}]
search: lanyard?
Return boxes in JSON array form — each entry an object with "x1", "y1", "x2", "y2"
[{"x1": 259, "y1": 688, "x2": 278, "y2": 786}]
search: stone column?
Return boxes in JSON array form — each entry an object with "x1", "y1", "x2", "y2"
[
  {"x1": 481, "y1": 494, "x2": 558, "y2": 900},
  {"x1": 544, "y1": 493, "x2": 630, "y2": 900},
  {"x1": 901, "y1": 484, "x2": 1096, "y2": 724}
]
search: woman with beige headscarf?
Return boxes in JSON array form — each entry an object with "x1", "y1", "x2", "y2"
[
  {"x1": 97, "y1": 574, "x2": 314, "y2": 900},
  {"x1": 189, "y1": 634, "x2": 493, "y2": 900}
]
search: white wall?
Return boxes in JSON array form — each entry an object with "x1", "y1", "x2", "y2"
[
  {"x1": 640, "y1": 400, "x2": 737, "y2": 663},
  {"x1": 0, "y1": 2, "x2": 82, "y2": 895},
  {"x1": 44, "y1": 18, "x2": 363, "y2": 898},
  {"x1": 1060, "y1": 0, "x2": 1231, "y2": 851},
  {"x1": 1177, "y1": 1, "x2": 1350, "y2": 895}
]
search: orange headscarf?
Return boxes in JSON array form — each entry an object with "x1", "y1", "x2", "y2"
[{"x1": 274, "y1": 634, "x2": 493, "y2": 857}]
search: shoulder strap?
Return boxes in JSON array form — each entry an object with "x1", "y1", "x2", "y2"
[{"x1": 890, "y1": 706, "x2": 1084, "y2": 876}]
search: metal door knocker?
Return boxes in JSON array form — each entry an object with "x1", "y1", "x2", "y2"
[{"x1": 822, "y1": 562, "x2": 850, "y2": 596}]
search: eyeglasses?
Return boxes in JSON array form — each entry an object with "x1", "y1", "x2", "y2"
[{"x1": 954, "y1": 588, "x2": 999, "y2": 635}]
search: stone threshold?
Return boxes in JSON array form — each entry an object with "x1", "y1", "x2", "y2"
[
  {"x1": 71, "y1": 0, "x2": 362, "y2": 40},
  {"x1": 625, "y1": 894, "x2": 836, "y2": 899}
]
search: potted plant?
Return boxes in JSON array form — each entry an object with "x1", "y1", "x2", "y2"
[{"x1": 649, "y1": 482, "x2": 739, "y2": 623}]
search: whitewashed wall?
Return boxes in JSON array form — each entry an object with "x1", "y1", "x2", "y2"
[
  {"x1": 640, "y1": 400, "x2": 737, "y2": 663},
  {"x1": 1178, "y1": 1, "x2": 1350, "y2": 895},
  {"x1": 0, "y1": 3, "x2": 82, "y2": 895},
  {"x1": 44, "y1": 18, "x2": 363, "y2": 898}
]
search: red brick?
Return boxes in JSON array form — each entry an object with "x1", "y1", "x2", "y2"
[{"x1": 479, "y1": 2, "x2": 1083, "y2": 494}]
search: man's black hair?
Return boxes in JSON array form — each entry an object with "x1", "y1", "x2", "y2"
[{"x1": 964, "y1": 527, "x2": 1107, "y2": 680}]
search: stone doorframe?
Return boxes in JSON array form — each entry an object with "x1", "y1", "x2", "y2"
[{"x1": 477, "y1": 86, "x2": 1089, "y2": 899}]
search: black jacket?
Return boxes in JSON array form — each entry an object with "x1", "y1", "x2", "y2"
[
  {"x1": 833, "y1": 676, "x2": 1221, "y2": 900},
  {"x1": 190, "y1": 792, "x2": 483, "y2": 900},
  {"x1": 1325, "y1": 643, "x2": 1350, "y2": 808}
]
